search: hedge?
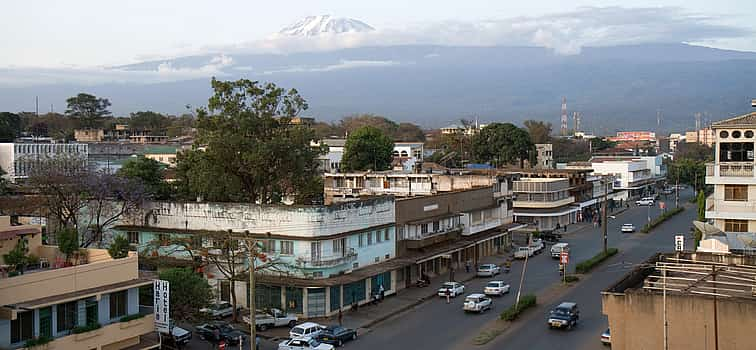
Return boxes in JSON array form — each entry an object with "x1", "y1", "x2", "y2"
[
  {"x1": 564, "y1": 275, "x2": 580, "y2": 283},
  {"x1": 72, "y1": 323, "x2": 102, "y2": 334},
  {"x1": 575, "y1": 248, "x2": 619, "y2": 274},
  {"x1": 500, "y1": 294, "x2": 537, "y2": 321},
  {"x1": 641, "y1": 207, "x2": 685, "y2": 233},
  {"x1": 25, "y1": 335, "x2": 52, "y2": 348},
  {"x1": 120, "y1": 313, "x2": 147, "y2": 323}
]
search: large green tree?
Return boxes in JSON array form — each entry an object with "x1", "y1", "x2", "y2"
[
  {"x1": 472, "y1": 122, "x2": 534, "y2": 168},
  {"x1": 159, "y1": 268, "x2": 213, "y2": 322},
  {"x1": 667, "y1": 158, "x2": 706, "y2": 189},
  {"x1": 117, "y1": 156, "x2": 170, "y2": 199},
  {"x1": 177, "y1": 78, "x2": 325, "y2": 204},
  {"x1": 341, "y1": 126, "x2": 394, "y2": 171},
  {"x1": 0, "y1": 112, "x2": 22, "y2": 141},
  {"x1": 523, "y1": 120, "x2": 552, "y2": 144},
  {"x1": 65, "y1": 93, "x2": 111, "y2": 128},
  {"x1": 128, "y1": 111, "x2": 171, "y2": 132}
]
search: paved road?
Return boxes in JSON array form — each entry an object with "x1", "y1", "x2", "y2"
[{"x1": 346, "y1": 189, "x2": 694, "y2": 350}]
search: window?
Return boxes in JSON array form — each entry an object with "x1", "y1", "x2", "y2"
[
  {"x1": 261, "y1": 239, "x2": 275, "y2": 253},
  {"x1": 157, "y1": 234, "x2": 169, "y2": 246},
  {"x1": 724, "y1": 185, "x2": 748, "y2": 201},
  {"x1": 280, "y1": 241, "x2": 294, "y2": 255},
  {"x1": 746, "y1": 130, "x2": 754, "y2": 138},
  {"x1": 311, "y1": 242, "x2": 322, "y2": 261},
  {"x1": 358, "y1": 234, "x2": 365, "y2": 247},
  {"x1": 57, "y1": 301, "x2": 78, "y2": 333},
  {"x1": 39, "y1": 307, "x2": 52, "y2": 339},
  {"x1": 725, "y1": 219, "x2": 749, "y2": 232},
  {"x1": 127, "y1": 231, "x2": 139, "y2": 244},
  {"x1": 720, "y1": 131, "x2": 729, "y2": 138},
  {"x1": 367, "y1": 232, "x2": 373, "y2": 245},
  {"x1": 377, "y1": 230, "x2": 383, "y2": 243},
  {"x1": 433, "y1": 221, "x2": 440, "y2": 232},
  {"x1": 720, "y1": 142, "x2": 755, "y2": 162},
  {"x1": 384, "y1": 229, "x2": 390, "y2": 241},
  {"x1": 11, "y1": 311, "x2": 33, "y2": 344},
  {"x1": 85, "y1": 299, "x2": 99, "y2": 326},
  {"x1": 109, "y1": 290, "x2": 128, "y2": 319},
  {"x1": 421, "y1": 224, "x2": 428, "y2": 234}
]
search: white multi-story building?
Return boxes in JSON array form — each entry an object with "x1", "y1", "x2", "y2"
[
  {"x1": 535, "y1": 143, "x2": 554, "y2": 169},
  {"x1": 589, "y1": 158, "x2": 656, "y2": 199},
  {"x1": 704, "y1": 112, "x2": 756, "y2": 236},
  {"x1": 0, "y1": 142, "x2": 88, "y2": 182},
  {"x1": 512, "y1": 178, "x2": 577, "y2": 231},
  {"x1": 315, "y1": 139, "x2": 424, "y2": 173}
]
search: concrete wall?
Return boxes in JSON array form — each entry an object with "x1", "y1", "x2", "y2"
[
  {"x1": 395, "y1": 187, "x2": 495, "y2": 226},
  {"x1": 121, "y1": 198, "x2": 395, "y2": 238},
  {"x1": 603, "y1": 291, "x2": 756, "y2": 350}
]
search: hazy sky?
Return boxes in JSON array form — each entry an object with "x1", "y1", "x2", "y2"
[{"x1": 1, "y1": 0, "x2": 754, "y2": 67}]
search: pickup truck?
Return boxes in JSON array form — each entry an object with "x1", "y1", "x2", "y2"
[
  {"x1": 243, "y1": 308, "x2": 298, "y2": 331},
  {"x1": 514, "y1": 246, "x2": 536, "y2": 259}
]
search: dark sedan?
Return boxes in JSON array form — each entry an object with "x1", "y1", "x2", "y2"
[
  {"x1": 195, "y1": 322, "x2": 247, "y2": 345},
  {"x1": 315, "y1": 325, "x2": 357, "y2": 347}
]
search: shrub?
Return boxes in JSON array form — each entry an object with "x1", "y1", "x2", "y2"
[
  {"x1": 108, "y1": 234, "x2": 130, "y2": 259},
  {"x1": 72, "y1": 323, "x2": 102, "y2": 334},
  {"x1": 641, "y1": 207, "x2": 685, "y2": 233},
  {"x1": 25, "y1": 335, "x2": 52, "y2": 347},
  {"x1": 500, "y1": 294, "x2": 537, "y2": 321},
  {"x1": 575, "y1": 248, "x2": 619, "y2": 274},
  {"x1": 564, "y1": 275, "x2": 580, "y2": 283},
  {"x1": 119, "y1": 313, "x2": 146, "y2": 323}
]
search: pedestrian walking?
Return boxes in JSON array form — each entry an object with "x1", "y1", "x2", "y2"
[
  {"x1": 379, "y1": 284, "x2": 385, "y2": 301},
  {"x1": 445, "y1": 290, "x2": 450, "y2": 304},
  {"x1": 465, "y1": 260, "x2": 471, "y2": 273},
  {"x1": 338, "y1": 308, "x2": 343, "y2": 325}
]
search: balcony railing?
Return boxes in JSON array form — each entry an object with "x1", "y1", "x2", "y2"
[
  {"x1": 707, "y1": 162, "x2": 755, "y2": 178},
  {"x1": 403, "y1": 225, "x2": 462, "y2": 249},
  {"x1": 296, "y1": 249, "x2": 357, "y2": 268}
]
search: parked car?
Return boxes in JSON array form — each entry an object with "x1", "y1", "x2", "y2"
[
  {"x1": 199, "y1": 301, "x2": 239, "y2": 319},
  {"x1": 476, "y1": 263, "x2": 501, "y2": 277},
  {"x1": 243, "y1": 308, "x2": 298, "y2": 331},
  {"x1": 437, "y1": 282, "x2": 465, "y2": 297},
  {"x1": 278, "y1": 337, "x2": 334, "y2": 350},
  {"x1": 635, "y1": 197, "x2": 655, "y2": 206},
  {"x1": 547, "y1": 302, "x2": 580, "y2": 330},
  {"x1": 463, "y1": 293, "x2": 493, "y2": 313},
  {"x1": 621, "y1": 223, "x2": 636, "y2": 233},
  {"x1": 170, "y1": 325, "x2": 192, "y2": 346},
  {"x1": 662, "y1": 188, "x2": 674, "y2": 195},
  {"x1": 195, "y1": 322, "x2": 246, "y2": 345},
  {"x1": 514, "y1": 246, "x2": 535, "y2": 259},
  {"x1": 289, "y1": 322, "x2": 326, "y2": 340},
  {"x1": 541, "y1": 231, "x2": 562, "y2": 243},
  {"x1": 483, "y1": 281, "x2": 510, "y2": 296},
  {"x1": 601, "y1": 328, "x2": 611, "y2": 346},
  {"x1": 550, "y1": 243, "x2": 569, "y2": 258},
  {"x1": 315, "y1": 325, "x2": 358, "y2": 347}
]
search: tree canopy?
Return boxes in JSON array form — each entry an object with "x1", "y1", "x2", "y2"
[
  {"x1": 312, "y1": 114, "x2": 425, "y2": 142},
  {"x1": 65, "y1": 93, "x2": 112, "y2": 128},
  {"x1": 523, "y1": 120, "x2": 552, "y2": 144},
  {"x1": 176, "y1": 78, "x2": 325, "y2": 204},
  {"x1": 0, "y1": 112, "x2": 22, "y2": 142},
  {"x1": 117, "y1": 156, "x2": 170, "y2": 199},
  {"x1": 471, "y1": 122, "x2": 534, "y2": 167},
  {"x1": 128, "y1": 111, "x2": 171, "y2": 133},
  {"x1": 341, "y1": 126, "x2": 395, "y2": 171},
  {"x1": 159, "y1": 268, "x2": 213, "y2": 322}
]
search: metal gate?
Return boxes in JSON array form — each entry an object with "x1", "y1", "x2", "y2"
[{"x1": 307, "y1": 288, "x2": 326, "y2": 318}]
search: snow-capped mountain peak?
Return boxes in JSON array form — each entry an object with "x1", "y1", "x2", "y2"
[{"x1": 279, "y1": 15, "x2": 374, "y2": 36}]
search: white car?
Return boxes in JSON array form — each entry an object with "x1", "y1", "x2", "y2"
[
  {"x1": 476, "y1": 264, "x2": 501, "y2": 277},
  {"x1": 621, "y1": 224, "x2": 636, "y2": 233},
  {"x1": 531, "y1": 238, "x2": 545, "y2": 253},
  {"x1": 463, "y1": 293, "x2": 493, "y2": 313},
  {"x1": 550, "y1": 243, "x2": 569, "y2": 258},
  {"x1": 289, "y1": 322, "x2": 325, "y2": 340},
  {"x1": 514, "y1": 246, "x2": 535, "y2": 259},
  {"x1": 484, "y1": 281, "x2": 511, "y2": 296},
  {"x1": 278, "y1": 337, "x2": 334, "y2": 350},
  {"x1": 635, "y1": 197, "x2": 655, "y2": 206},
  {"x1": 199, "y1": 301, "x2": 238, "y2": 319},
  {"x1": 438, "y1": 282, "x2": 465, "y2": 297}
]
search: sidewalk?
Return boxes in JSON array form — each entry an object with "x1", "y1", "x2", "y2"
[{"x1": 252, "y1": 252, "x2": 513, "y2": 340}]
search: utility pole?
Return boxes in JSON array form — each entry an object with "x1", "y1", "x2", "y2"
[
  {"x1": 515, "y1": 233, "x2": 532, "y2": 307},
  {"x1": 675, "y1": 173, "x2": 680, "y2": 208},
  {"x1": 663, "y1": 264, "x2": 668, "y2": 350},
  {"x1": 602, "y1": 178, "x2": 608, "y2": 253},
  {"x1": 247, "y1": 238, "x2": 257, "y2": 350}
]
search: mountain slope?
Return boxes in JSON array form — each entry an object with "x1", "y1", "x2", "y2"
[{"x1": 279, "y1": 15, "x2": 374, "y2": 36}]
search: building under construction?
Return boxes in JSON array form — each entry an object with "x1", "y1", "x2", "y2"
[{"x1": 603, "y1": 252, "x2": 756, "y2": 350}]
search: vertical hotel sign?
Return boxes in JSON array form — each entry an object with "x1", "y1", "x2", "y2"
[{"x1": 153, "y1": 280, "x2": 170, "y2": 333}]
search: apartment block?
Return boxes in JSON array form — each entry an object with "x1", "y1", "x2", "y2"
[
  {"x1": 704, "y1": 112, "x2": 756, "y2": 234},
  {"x1": 0, "y1": 217, "x2": 156, "y2": 350},
  {"x1": 0, "y1": 142, "x2": 88, "y2": 183},
  {"x1": 114, "y1": 197, "x2": 399, "y2": 318}
]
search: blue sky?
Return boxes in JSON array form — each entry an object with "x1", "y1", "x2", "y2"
[{"x1": 1, "y1": 0, "x2": 754, "y2": 67}]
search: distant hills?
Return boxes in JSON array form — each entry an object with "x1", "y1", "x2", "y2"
[{"x1": 2, "y1": 43, "x2": 756, "y2": 134}]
